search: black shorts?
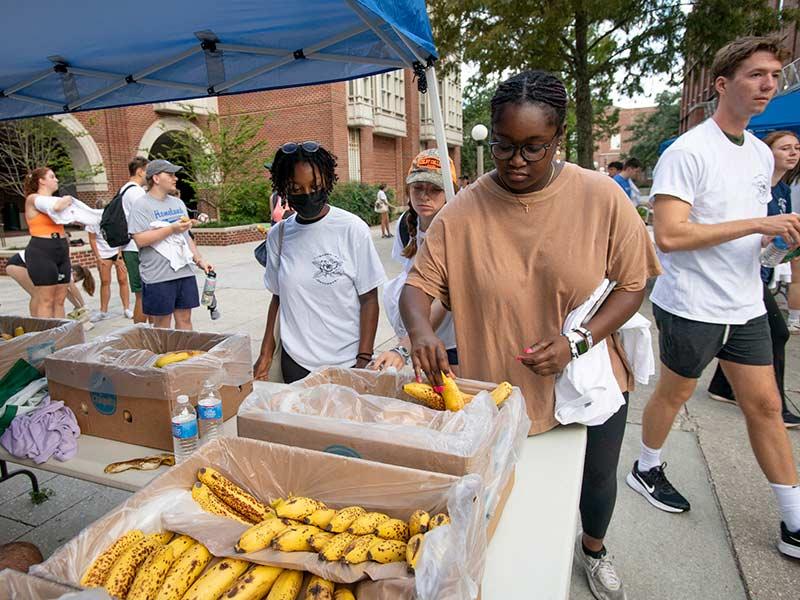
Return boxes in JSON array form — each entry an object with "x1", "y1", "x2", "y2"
[
  {"x1": 25, "y1": 237, "x2": 71, "y2": 287},
  {"x1": 142, "y1": 276, "x2": 199, "y2": 316},
  {"x1": 7, "y1": 253, "x2": 25, "y2": 268},
  {"x1": 653, "y1": 304, "x2": 773, "y2": 379}
]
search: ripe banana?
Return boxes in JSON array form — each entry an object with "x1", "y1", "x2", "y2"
[
  {"x1": 408, "y1": 510, "x2": 430, "y2": 537},
  {"x1": 490, "y1": 381, "x2": 513, "y2": 406},
  {"x1": 308, "y1": 530, "x2": 335, "y2": 552},
  {"x1": 341, "y1": 534, "x2": 378, "y2": 564},
  {"x1": 80, "y1": 529, "x2": 144, "y2": 587},
  {"x1": 429, "y1": 513, "x2": 451, "y2": 529},
  {"x1": 375, "y1": 518, "x2": 410, "y2": 542},
  {"x1": 151, "y1": 531, "x2": 174, "y2": 544},
  {"x1": 13, "y1": 326, "x2": 24, "y2": 337},
  {"x1": 402, "y1": 383, "x2": 445, "y2": 410},
  {"x1": 154, "y1": 542, "x2": 211, "y2": 600},
  {"x1": 304, "y1": 575, "x2": 335, "y2": 600},
  {"x1": 274, "y1": 496, "x2": 325, "y2": 520},
  {"x1": 167, "y1": 534, "x2": 195, "y2": 559},
  {"x1": 441, "y1": 373, "x2": 465, "y2": 411},
  {"x1": 367, "y1": 539, "x2": 407, "y2": 564},
  {"x1": 303, "y1": 508, "x2": 337, "y2": 529},
  {"x1": 319, "y1": 532, "x2": 357, "y2": 561},
  {"x1": 181, "y1": 557, "x2": 250, "y2": 600},
  {"x1": 347, "y1": 512, "x2": 390, "y2": 535},
  {"x1": 223, "y1": 565, "x2": 284, "y2": 599},
  {"x1": 333, "y1": 586, "x2": 356, "y2": 600},
  {"x1": 326, "y1": 506, "x2": 366, "y2": 533},
  {"x1": 103, "y1": 533, "x2": 163, "y2": 598},
  {"x1": 197, "y1": 467, "x2": 273, "y2": 523},
  {"x1": 192, "y1": 482, "x2": 253, "y2": 525},
  {"x1": 271, "y1": 524, "x2": 321, "y2": 552},
  {"x1": 265, "y1": 569, "x2": 303, "y2": 600},
  {"x1": 406, "y1": 533, "x2": 424, "y2": 571},
  {"x1": 154, "y1": 352, "x2": 191, "y2": 368},
  {"x1": 127, "y1": 544, "x2": 176, "y2": 600},
  {"x1": 236, "y1": 518, "x2": 290, "y2": 553}
]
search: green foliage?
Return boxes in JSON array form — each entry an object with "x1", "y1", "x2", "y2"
[
  {"x1": 30, "y1": 487, "x2": 54, "y2": 505},
  {"x1": 329, "y1": 182, "x2": 397, "y2": 226},
  {"x1": 194, "y1": 217, "x2": 266, "y2": 229},
  {"x1": 625, "y1": 90, "x2": 681, "y2": 171},
  {"x1": 461, "y1": 84, "x2": 494, "y2": 179},
  {"x1": 223, "y1": 180, "x2": 271, "y2": 223}
]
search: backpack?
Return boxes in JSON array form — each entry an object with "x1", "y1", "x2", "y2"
[{"x1": 100, "y1": 183, "x2": 136, "y2": 248}]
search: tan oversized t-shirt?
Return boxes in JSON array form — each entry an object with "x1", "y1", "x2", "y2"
[{"x1": 406, "y1": 163, "x2": 662, "y2": 435}]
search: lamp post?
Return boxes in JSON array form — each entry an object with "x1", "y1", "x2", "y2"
[{"x1": 471, "y1": 123, "x2": 488, "y2": 178}]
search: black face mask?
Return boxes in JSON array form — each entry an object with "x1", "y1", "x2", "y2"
[{"x1": 287, "y1": 189, "x2": 328, "y2": 220}]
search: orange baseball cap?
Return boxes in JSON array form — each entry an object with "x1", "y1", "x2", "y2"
[{"x1": 406, "y1": 148, "x2": 458, "y2": 188}]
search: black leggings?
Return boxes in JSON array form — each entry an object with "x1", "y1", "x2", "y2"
[
  {"x1": 708, "y1": 283, "x2": 789, "y2": 409},
  {"x1": 580, "y1": 393, "x2": 629, "y2": 540},
  {"x1": 280, "y1": 348, "x2": 311, "y2": 384}
]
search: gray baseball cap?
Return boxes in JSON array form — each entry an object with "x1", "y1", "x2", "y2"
[{"x1": 146, "y1": 159, "x2": 182, "y2": 177}]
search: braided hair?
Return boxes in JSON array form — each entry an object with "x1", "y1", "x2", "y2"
[
  {"x1": 270, "y1": 144, "x2": 339, "y2": 198},
  {"x1": 490, "y1": 70, "x2": 568, "y2": 132},
  {"x1": 401, "y1": 207, "x2": 420, "y2": 259}
]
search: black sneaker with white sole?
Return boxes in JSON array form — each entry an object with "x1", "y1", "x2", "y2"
[
  {"x1": 783, "y1": 410, "x2": 800, "y2": 429},
  {"x1": 779, "y1": 522, "x2": 800, "y2": 559},
  {"x1": 626, "y1": 461, "x2": 691, "y2": 513}
]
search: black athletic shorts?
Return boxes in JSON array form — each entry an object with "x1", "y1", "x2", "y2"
[
  {"x1": 653, "y1": 304, "x2": 773, "y2": 379},
  {"x1": 25, "y1": 237, "x2": 71, "y2": 287},
  {"x1": 7, "y1": 253, "x2": 25, "y2": 268}
]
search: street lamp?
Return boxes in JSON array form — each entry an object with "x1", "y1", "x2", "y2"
[{"x1": 471, "y1": 123, "x2": 488, "y2": 177}]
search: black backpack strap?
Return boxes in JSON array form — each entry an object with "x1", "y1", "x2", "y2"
[
  {"x1": 398, "y1": 211, "x2": 410, "y2": 247},
  {"x1": 117, "y1": 182, "x2": 137, "y2": 198}
]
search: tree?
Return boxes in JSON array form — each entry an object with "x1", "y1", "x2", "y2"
[
  {"x1": 460, "y1": 84, "x2": 493, "y2": 179},
  {"x1": 625, "y1": 90, "x2": 681, "y2": 171}
]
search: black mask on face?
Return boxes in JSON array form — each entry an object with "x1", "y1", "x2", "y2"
[{"x1": 287, "y1": 189, "x2": 327, "y2": 220}]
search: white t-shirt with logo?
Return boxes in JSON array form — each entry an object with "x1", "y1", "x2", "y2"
[
  {"x1": 649, "y1": 118, "x2": 773, "y2": 324},
  {"x1": 121, "y1": 182, "x2": 146, "y2": 252},
  {"x1": 264, "y1": 207, "x2": 387, "y2": 370}
]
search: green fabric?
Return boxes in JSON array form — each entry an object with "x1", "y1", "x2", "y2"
[
  {"x1": 0, "y1": 359, "x2": 42, "y2": 408},
  {"x1": 723, "y1": 130, "x2": 745, "y2": 146},
  {"x1": 123, "y1": 251, "x2": 142, "y2": 293}
]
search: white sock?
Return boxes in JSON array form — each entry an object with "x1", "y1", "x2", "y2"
[
  {"x1": 771, "y1": 483, "x2": 800, "y2": 532},
  {"x1": 789, "y1": 309, "x2": 800, "y2": 323},
  {"x1": 638, "y1": 442, "x2": 662, "y2": 473}
]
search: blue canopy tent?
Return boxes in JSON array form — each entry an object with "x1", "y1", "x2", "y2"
[
  {"x1": 0, "y1": 0, "x2": 456, "y2": 197},
  {"x1": 748, "y1": 87, "x2": 800, "y2": 137}
]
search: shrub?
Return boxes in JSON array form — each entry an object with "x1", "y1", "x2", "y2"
[
  {"x1": 328, "y1": 182, "x2": 397, "y2": 226},
  {"x1": 220, "y1": 180, "x2": 271, "y2": 223}
]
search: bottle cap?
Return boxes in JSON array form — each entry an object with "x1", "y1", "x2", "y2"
[{"x1": 176, "y1": 394, "x2": 189, "y2": 404}]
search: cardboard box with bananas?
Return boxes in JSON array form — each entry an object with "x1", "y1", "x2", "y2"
[
  {"x1": 44, "y1": 325, "x2": 253, "y2": 450},
  {"x1": 32, "y1": 437, "x2": 488, "y2": 600},
  {"x1": 237, "y1": 367, "x2": 530, "y2": 538},
  {"x1": 0, "y1": 314, "x2": 84, "y2": 377},
  {"x1": 0, "y1": 568, "x2": 86, "y2": 599}
]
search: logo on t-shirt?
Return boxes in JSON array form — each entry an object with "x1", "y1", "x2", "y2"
[
  {"x1": 312, "y1": 253, "x2": 345, "y2": 285},
  {"x1": 753, "y1": 174, "x2": 771, "y2": 204}
]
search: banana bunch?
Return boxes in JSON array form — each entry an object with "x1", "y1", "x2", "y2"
[
  {"x1": 191, "y1": 466, "x2": 274, "y2": 525},
  {"x1": 403, "y1": 376, "x2": 514, "y2": 411},
  {"x1": 154, "y1": 350, "x2": 206, "y2": 368}
]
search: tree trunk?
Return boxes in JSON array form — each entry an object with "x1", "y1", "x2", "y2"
[{"x1": 573, "y1": 5, "x2": 595, "y2": 169}]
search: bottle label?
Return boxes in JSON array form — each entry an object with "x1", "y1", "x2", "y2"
[
  {"x1": 198, "y1": 404, "x2": 223, "y2": 420},
  {"x1": 172, "y1": 418, "x2": 198, "y2": 439}
]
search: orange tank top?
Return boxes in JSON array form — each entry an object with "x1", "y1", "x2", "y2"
[{"x1": 28, "y1": 211, "x2": 65, "y2": 237}]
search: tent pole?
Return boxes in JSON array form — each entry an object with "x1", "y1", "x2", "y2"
[{"x1": 425, "y1": 65, "x2": 455, "y2": 201}]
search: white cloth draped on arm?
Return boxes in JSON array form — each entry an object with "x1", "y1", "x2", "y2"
[
  {"x1": 34, "y1": 195, "x2": 103, "y2": 226},
  {"x1": 148, "y1": 220, "x2": 194, "y2": 271}
]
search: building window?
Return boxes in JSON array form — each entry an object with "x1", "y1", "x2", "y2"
[
  {"x1": 610, "y1": 133, "x2": 621, "y2": 150},
  {"x1": 348, "y1": 128, "x2": 361, "y2": 182},
  {"x1": 375, "y1": 71, "x2": 405, "y2": 117}
]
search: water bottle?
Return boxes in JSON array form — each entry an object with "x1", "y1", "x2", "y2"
[
  {"x1": 197, "y1": 382, "x2": 223, "y2": 444},
  {"x1": 201, "y1": 270, "x2": 217, "y2": 306},
  {"x1": 760, "y1": 236, "x2": 790, "y2": 267},
  {"x1": 171, "y1": 394, "x2": 198, "y2": 462}
]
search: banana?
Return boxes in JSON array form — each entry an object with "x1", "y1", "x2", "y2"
[
  {"x1": 197, "y1": 467, "x2": 273, "y2": 523},
  {"x1": 102, "y1": 533, "x2": 163, "y2": 598},
  {"x1": 441, "y1": 373, "x2": 465, "y2": 411},
  {"x1": 13, "y1": 326, "x2": 24, "y2": 337},
  {"x1": 406, "y1": 533, "x2": 424, "y2": 571},
  {"x1": 152, "y1": 531, "x2": 174, "y2": 544},
  {"x1": 181, "y1": 557, "x2": 250, "y2": 600},
  {"x1": 341, "y1": 534, "x2": 378, "y2": 564},
  {"x1": 367, "y1": 539, "x2": 407, "y2": 564},
  {"x1": 154, "y1": 542, "x2": 212, "y2": 600},
  {"x1": 127, "y1": 545, "x2": 176, "y2": 600},
  {"x1": 80, "y1": 529, "x2": 144, "y2": 587},
  {"x1": 265, "y1": 569, "x2": 303, "y2": 600},
  {"x1": 303, "y1": 508, "x2": 337, "y2": 529},
  {"x1": 308, "y1": 531, "x2": 335, "y2": 552},
  {"x1": 319, "y1": 532, "x2": 357, "y2": 561},
  {"x1": 333, "y1": 586, "x2": 356, "y2": 600},
  {"x1": 271, "y1": 524, "x2": 321, "y2": 552},
  {"x1": 402, "y1": 383, "x2": 445, "y2": 410},
  {"x1": 408, "y1": 510, "x2": 430, "y2": 537},
  {"x1": 429, "y1": 513, "x2": 451, "y2": 529},
  {"x1": 222, "y1": 565, "x2": 284, "y2": 600},
  {"x1": 304, "y1": 575, "x2": 335, "y2": 600},
  {"x1": 192, "y1": 482, "x2": 253, "y2": 525},
  {"x1": 490, "y1": 381, "x2": 513, "y2": 405},
  {"x1": 167, "y1": 534, "x2": 195, "y2": 559},
  {"x1": 326, "y1": 506, "x2": 366, "y2": 533},
  {"x1": 236, "y1": 518, "x2": 290, "y2": 553},
  {"x1": 274, "y1": 496, "x2": 325, "y2": 520},
  {"x1": 155, "y1": 352, "x2": 191, "y2": 368},
  {"x1": 375, "y1": 518, "x2": 410, "y2": 542},
  {"x1": 347, "y1": 512, "x2": 390, "y2": 535}
]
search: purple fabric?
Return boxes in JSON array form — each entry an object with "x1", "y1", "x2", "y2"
[{"x1": 0, "y1": 396, "x2": 80, "y2": 464}]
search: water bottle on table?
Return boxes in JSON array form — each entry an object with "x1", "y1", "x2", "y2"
[
  {"x1": 198, "y1": 381, "x2": 223, "y2": 444},
  {"x1": 171, "y1": 394, "x2": 198, "y2": 462},
  {"x1": 760, "y1": 236, "x2": 790, "y2": 267}
]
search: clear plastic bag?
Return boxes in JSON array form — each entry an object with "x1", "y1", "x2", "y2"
[
  {"x1": 0, "y1": 567, "x2": 87, "y2": 599},
  {"x1": 0, "y1": 314, "x2": 84, "y2": 376}
]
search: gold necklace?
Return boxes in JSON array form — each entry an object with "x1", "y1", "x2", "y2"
[{"x1": 516, "y1": 162, "x2": 557, "y2": 213}]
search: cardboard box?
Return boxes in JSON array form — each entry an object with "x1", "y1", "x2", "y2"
[
  {"x1": 44, "y1": 325, "x2": 253, "y2": 451},
  {"x1": 0, "y1": 568, "x2": 82, "y2": 599},
  {"x1": 33, "y1": 437, "x2": 488, "y2": 600},
  {"x1": 0, "y1": 315, "x2": 84, "y2": 377},
  {"x1": 237, "y1": 368, "x2": 530, "y2": 538}
]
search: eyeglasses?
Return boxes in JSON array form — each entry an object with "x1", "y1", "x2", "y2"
[
  {"x1": 488, "y1": 133, "x2": 558, "y2": 163},
  {"x1": 279, "y1": 141, "x2": 320, "y2": 154}
]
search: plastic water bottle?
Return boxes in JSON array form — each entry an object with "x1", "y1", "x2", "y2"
[
  {"x1": 197, "y1": 382, "x2": 223, "y2": 444},
  {"x1": 201, "y1": 270, "x2": 217, "y2": 306},
  {"x1": 171, "y1": 394, "x2": 198, "y2": 462},
  {"x1": 760, "y1": 236, "x2": 790, "y2": 267}
]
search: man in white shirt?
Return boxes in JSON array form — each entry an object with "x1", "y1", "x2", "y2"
[
  {"x1": 627, "y1": 36, "x2": 800, "y2": 560},
  {"x1": 120, "y1": 157, "x2": 148, "y2": 323}
]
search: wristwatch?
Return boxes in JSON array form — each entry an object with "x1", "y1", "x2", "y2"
[
  {"x1": 563, "y1": 331, "x2": 588, "y2": 360},
  {"x1": 391, "y1": 345, "x2": 411, "y2": 363},
  {"x1": 573, "y1": 327, "x2": 593, "y2": 354}
]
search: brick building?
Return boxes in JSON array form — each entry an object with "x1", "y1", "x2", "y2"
[
  {"x1": 0, "y1": 69, "x2": 462, "y2": 230},
  {"x1": 593, "y1": 105, "x2": 657, "y2": 173}
]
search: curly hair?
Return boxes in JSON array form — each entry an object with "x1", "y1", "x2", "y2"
[
  {"x1": 270, "y1": 144, "x2": 338, "y2": 198},
  {"x1": 490, "y1": 70, "x2": 568, "y2": 132}
]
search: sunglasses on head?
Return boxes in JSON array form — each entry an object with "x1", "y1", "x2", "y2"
[{"x1": 279, "y1": 141, "x2": 320, "y2": 154}]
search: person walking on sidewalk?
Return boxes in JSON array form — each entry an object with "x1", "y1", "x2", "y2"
[
  {"x1": 121, "y1": 157, "x2": 149, "y2": 323},
  {"x1": 375, "y1": 183, "x2": 393, "y2": 238},
  {"x1": 627, "y1": 37, "x2": 800, "y2": 560}
]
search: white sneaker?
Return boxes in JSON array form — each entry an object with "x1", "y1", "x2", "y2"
[
  {"x1": 574, "y1": 533, "x2": 627, "y2": 600},
  {"x1": 124, "y1": 308, "x2": 134, "y2": 319},
  {"x1": 788, "y1": 321, "x2": 800, "y2": 335},
  {"x1": 90, "y1": 311, "x2": 110, "y2": 323}
]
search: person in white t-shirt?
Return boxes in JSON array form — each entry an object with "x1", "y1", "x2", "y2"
[
  {"x1": 253, "y1": 141, "x2": 387, "y2": 383},
  {"x1": 628, "y1": 36, "x2": 800, "y2": 560},
  {"x1": 86, "y1": 222, "x2": 131, "y2": 322},
  {"x1": 374, "y1": 183, "x2": 393, "y2": 238},
  {"x1": 120, "y1": 157, "x2": 148, "y2": 323}
]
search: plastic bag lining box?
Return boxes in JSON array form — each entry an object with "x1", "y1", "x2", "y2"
[
  {"x1": 44, "y1": 325, "x2": 253, "y2": 451},
  {"x1": 0, "y1": 315, "x2": 84, "y2": 378},
  {"x1": 0, "y1": 568, "x2": 82, "y2": 599}
]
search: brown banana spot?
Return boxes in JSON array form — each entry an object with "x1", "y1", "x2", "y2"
[{"x1": 220, "y1": 563, "x2": 230, "y2": 570}]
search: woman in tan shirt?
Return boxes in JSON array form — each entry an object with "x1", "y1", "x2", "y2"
[{"x1": 401, "y1": 71, "x2": 660, "y2": 599}]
